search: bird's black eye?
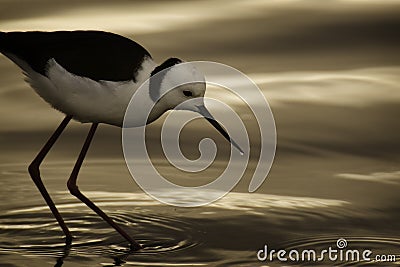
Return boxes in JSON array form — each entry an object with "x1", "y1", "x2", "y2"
[{"x1": 183, "y1": 90, "x2": 193, "y2": 97}]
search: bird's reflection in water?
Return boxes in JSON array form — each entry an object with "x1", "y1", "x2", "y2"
[
  {"x1": 53, "y1": 244, "x2": 136, "y2": 267},
  {"x1": 54, "y1": 244, "x2": 71, "y2": 267},
  {"x1": 107, "y1": 251, "x2": 132, "y2": 267}
]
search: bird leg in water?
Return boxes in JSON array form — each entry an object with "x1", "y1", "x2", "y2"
[
  {"x1": 66, "y1": 123, "x2": 142, "y2": 251},
  {"x1": 28, "y1": 115, "x2": 73, "y2": 244}
]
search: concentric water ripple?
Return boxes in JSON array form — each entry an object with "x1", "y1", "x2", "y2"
[
  {"x1": 0, "y1": 159, "x2": 206, "y2": 267},
  {"x1": 0, "y1": 207, "x2": 202, "y2": 256}
]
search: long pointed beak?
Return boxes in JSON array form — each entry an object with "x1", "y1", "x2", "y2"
[{"x1": 196, "y1": 105, "x2": 244, "y2": 155}]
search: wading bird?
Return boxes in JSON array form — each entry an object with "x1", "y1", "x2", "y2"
[{"x1": 0, "y1": 30, "x2": 242, "y2": 250}]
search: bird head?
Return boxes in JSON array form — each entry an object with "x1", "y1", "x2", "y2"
[{"x1": 149, "y1": 58, "x2": 244, "y2": 154}]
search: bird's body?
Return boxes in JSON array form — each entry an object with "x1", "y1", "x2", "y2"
[
  {"x1": 0, "y1": 30, "x2": 242, "y2": 250},
  {"x1": 0, "y1": 31, "x2": 161, "y2": 126},
  {"x1": 25, "y1": 56, "x2": 157, "y2": 126}
]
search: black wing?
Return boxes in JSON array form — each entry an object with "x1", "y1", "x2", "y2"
[{"x1": 0, "y1": 31, "x2": 151, "y2": 82}]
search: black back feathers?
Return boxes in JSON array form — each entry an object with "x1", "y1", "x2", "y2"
[
  {"x1": 0, "y1": 31, "x2": 151, "y2": 82},
  {"x1": 149, "y1": 57, "x2": 182, "y2": 102}
]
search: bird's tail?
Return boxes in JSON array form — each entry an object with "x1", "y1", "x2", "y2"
[{"x1": 0, "y1": 31, "x2": 6, "y2": 51}]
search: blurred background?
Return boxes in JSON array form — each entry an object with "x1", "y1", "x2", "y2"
[{"x1": 1, "y1": 1, "x2": 400, "y2": 266}]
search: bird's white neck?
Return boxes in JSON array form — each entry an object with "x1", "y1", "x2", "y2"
[
  {"x1": 117, "y1": 57, "x2": 170, "y2": 127},
  {"x1": 135, "y1": 56, "x2": 157, "y2": 85}
]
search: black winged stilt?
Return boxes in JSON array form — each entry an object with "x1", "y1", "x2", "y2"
[{"x1": 0, "y1": 30, "x2": 242, "y2": 250}]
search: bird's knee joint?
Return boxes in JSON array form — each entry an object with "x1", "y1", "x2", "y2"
[
  {"x1": 28, "y1": 163, "x2": 40, "y2": 177},
  {"x1": 67, "y1": 181, "x2": 80, "y2": 196}
]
